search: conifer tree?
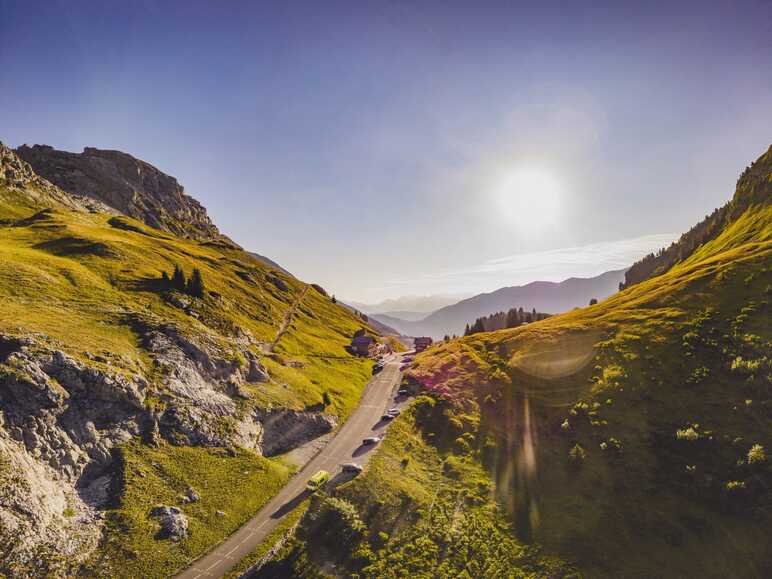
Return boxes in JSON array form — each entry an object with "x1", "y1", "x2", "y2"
[
  {"x1": 171, "y1": 265, "x2": 186, "y2": 291},
  {"x1": 186, "y1": 268, "x2": 205, "y2": 298},
  {"x1": 506, "y1": 308, "x2": 519, "y2": 328}
]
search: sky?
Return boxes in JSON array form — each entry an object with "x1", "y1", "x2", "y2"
[{"x1": 1, "y1": 0, "x2": 770, "y2": 304}]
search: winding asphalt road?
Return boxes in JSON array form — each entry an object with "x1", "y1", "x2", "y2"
[{"x1": 176, "y1": 353, "x2": 407, "y2": 579}]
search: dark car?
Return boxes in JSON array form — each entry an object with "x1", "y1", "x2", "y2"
[{"x1": 381, "y1": 413, "x2": 395, "y2": 421}]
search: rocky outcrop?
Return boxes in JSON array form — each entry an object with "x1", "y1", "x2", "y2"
[
  {"x1": 0, "y1": 142, "x2": 110, "y2": 214},
  {"x1": 0, "y1": 345, "x2": 146, "y2": 482},
  {"x1": 15, "y1": 144, "x2": 236, "y2": 245},
  {"x1": 0, "y1": 339, "x2": 143, "y2": 575},
  {"x1": 0, "y1": 325, "x2": 340, "y2": 572},
  {"x1": 150, "y1": 505, "x2": 189, "y2": 541},
  {"x1": 256, "y1": 409, "x2": 336, "y2": 456}
]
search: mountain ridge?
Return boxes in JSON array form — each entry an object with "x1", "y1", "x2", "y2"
[
  {"x1": 373, "y1": 268, "x2": 627, "y2": 338},
  {"x1": 16, "y1": 144, "x2": 235, "y2": 247}
]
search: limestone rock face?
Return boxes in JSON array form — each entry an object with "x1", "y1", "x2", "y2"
[
  {"x1": 0, "y1": 142, "x2": 111, "y2": 213},
  {"x1": 15, "y1": 144, "x2": 236, "y2": 245},
  {"x1": 255, "y1": 408, "x2": 337, "y2": 456}
]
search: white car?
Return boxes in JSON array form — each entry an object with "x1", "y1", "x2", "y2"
[
  {"x1": 387, "y1": 407, "x2": 401, "y2": 416},
  {"x1": 341, "y1": 463, "x2": 363, "y2": 473},
  {"x1": 362, "y1": 436, "x2": 381, "y2": 445}
]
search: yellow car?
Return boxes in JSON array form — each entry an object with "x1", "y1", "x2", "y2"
[{"x1": 306, "y1": 470, "x2": 331, "y2": 492}]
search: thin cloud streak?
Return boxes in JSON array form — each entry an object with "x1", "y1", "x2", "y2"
[{"x1": 380, "y1": 233, "x2": 677, "y2": 296}]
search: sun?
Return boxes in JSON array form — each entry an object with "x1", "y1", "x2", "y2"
[{"x1": 492, "y1": 167, "x2": 563, "y2": 233}]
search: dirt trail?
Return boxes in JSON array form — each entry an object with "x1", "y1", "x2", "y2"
[{"x1": 266, "y1": 285, "x2": 309, "y2": 353}]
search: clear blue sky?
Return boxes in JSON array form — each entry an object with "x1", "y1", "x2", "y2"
[{"x1": 1, "y1": 0, "x2": 770, "y2": 302}]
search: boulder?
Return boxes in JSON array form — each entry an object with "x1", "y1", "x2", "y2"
[{"x1": 150, "y1": 505, "x2": 189, "y2": 541}]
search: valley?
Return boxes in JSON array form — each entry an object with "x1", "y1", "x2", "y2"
[{"x1": 1, "y1": 139, "x2": 770, "y2": 578}]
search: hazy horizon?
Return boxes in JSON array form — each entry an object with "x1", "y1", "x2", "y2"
[{"x1": 2, "y1": 0, "x2": 770, "y2": 302}]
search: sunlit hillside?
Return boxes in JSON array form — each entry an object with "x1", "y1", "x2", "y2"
[
  {"x1": 270, "y1": 146, "x2": 771, "y2": 578},
  {"x1": 0, "y1": 145, "x2": 378, "y2": 577}
]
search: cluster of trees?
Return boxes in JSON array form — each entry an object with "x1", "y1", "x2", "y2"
[
  {"x1": 464, "y1": 306, "x2": 550, "y2": 336},
  {"x1": 620, "y1": 203, "x2": 730, "y2": 289},
  {"x1": 160, "y1": 265, "x2": 205, "y2": 297}
]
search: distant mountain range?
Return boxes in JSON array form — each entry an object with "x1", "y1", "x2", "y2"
[
  {"x1": 372, "y1": 269, "x2": 627, "y2": 338},
  {"x1": 348, "y1": 293, "x2": 470, "y2": 316}
]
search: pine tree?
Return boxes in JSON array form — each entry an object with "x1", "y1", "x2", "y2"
[
  {"x1": 464, "y1": 323, "x2": 470, "y2": 336},
  {"x1": 171, "y1": 265, "x2": 186, "y2": 291},
  {"x1": 186, "y1": 268, "x2": 205, "y2": 298},
  {"x1": 506, "y1": 308, "x2": 519, "y2": 328},
  {"x1": 332, "y1": 295, "x2": 337, "y2": 304},
  {"x1": 161, "y1": 271, "x2": 170, "y2": 285}
]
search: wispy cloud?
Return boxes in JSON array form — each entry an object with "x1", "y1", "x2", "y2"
[{"x1": 379, "y1": 233, "x2": 677, "y2": 296}]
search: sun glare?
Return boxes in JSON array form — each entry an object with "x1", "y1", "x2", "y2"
[{"x1": 492, "y1": 167, "x2": 563, "y2": 233}]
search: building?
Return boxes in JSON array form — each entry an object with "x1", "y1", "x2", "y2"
[
  {"x1": 413, "y1": 336, "x2": 433, "y2": 352},
  {"x1": 351, "y1": 335, "x2": 375, "y2": 356}
]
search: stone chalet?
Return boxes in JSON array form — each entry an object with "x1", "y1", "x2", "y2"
[
  {"x1": 351, "y1": 335, "x2": 375, "y2": 356},
  {"x1": 414, "y1": 336, "x2": 433, "y2": 352}
]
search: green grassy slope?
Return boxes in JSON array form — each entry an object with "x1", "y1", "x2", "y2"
[
  {"x1": 273, "y1": 146, "x2": 771, "y2": 578},
  {"x1": 400, "y1": 148, "x2": 772, "y2": 577},
  {"x1": 0, "y1": 163, "x2": 377, "y2": 575},
  {"x1": 0, "y1": 190, "x2": 373, "y2": 413}
]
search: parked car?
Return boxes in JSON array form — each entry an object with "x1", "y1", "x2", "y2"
[
  {"x1": 381, "y1": 412, "x2": 395, "y2": 421},
  {"x1": 362, "y1": 436, "x2": 381, "y2": 445},
  {"x1": 341, "y1": 463, "x2": 363, "y2": 473},
  {"x1": 306, "y1": 470, "x2": 331, "y2": 492},
  {"x1": 387, "y1": 407, "x2": 401, "y2": 416},
  {"x1": 397, "y1": 388, "x2": 409, "y2": 396}
]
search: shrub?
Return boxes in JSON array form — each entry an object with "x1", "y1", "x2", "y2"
[
  {"x1": 725, "y1": 480, "x2": 746, "y2": 492},
  {"x1": 306, "y1": 496, "x2": 367, "y2": 548},
  {"x1": 676, "y1": 426, "x2": 700, "y2": 441},
  {"x1": 747, "y1": 444, "x2": 766, "y2": 464},
  {"x1": 569, "y1": 444, "x2": 587, "y2": 462},
  {"x1": 687, "y1": 366, "x2": 710, "y2": 384}
]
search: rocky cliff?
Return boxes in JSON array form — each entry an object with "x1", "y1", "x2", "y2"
[
  {"x1": 15, "y1": 144, "x2": 235, "y2": 246},
  {"x1": 1, "y1": 142, "x2": 111, "y2": 214}
]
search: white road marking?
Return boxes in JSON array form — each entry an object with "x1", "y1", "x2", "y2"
[{"x1": 175, "y1": 358, "x2": 407, "y2": 578}]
